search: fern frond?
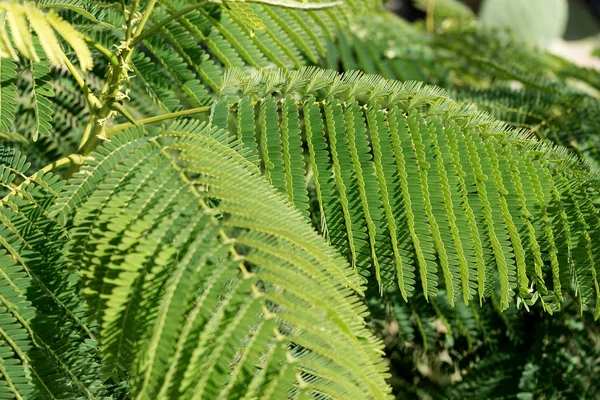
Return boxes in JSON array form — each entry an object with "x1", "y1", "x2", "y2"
[
  {"x1": 0, "y1": 147, "x2": 114, "y2": 398},
  {"x1": 28, "y1": 58, "x2": 54, "y2": 142},
  {"x1": 38, "y1": 0, "x2": 113, "y2": 27},
  {"x1": 52, "y1": 125, "x2": 393, "y2": 399},
  {"x1": 125, "y1": 0, "x2": 375, "y2": 119},
  {"x1": 213, "y1": 67, "x2": 600, "y2": 314}
]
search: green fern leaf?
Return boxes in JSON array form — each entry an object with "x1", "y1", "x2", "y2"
[
  {"x1": 53, "y1": 125, "x2": 393, "y2": 399},
  {"x1": 0, "y1": 147, "x2": 113, "y2": 398},
  {"x1": 227, "y1": 2, "x2": 265, "y2": 31},
  {"x1": 214, "y1": 67, "x2": 600, "y2": 313},
  {"x1": 0, "y1": 58, "x2": 17, "y2": 133},
  {"x1": 29, "y1": 58, "x2": 54, "y2": 141}
]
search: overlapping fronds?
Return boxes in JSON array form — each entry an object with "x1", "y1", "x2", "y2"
[
  {"x1": 320, "y1": 13, "x2": 447, "y2": 85},
  {"x1": 213, "y1": 67, "x2": 600, "y2": 315},
  {"x1": 314, "y1": 8, "x2": 599, "y2": 176},
  {"x1": 0, "y1": 148, "x2": 112, "y2": 398},
  {"x1": 0, "y1": 2, "x2": 93, "y2": 70},
  {"x1": 127, "y1": 0, "x2": 378, "y2": 112},
  {"x1": 51, "y1": 125, "x2": 392, "y2": 399}
]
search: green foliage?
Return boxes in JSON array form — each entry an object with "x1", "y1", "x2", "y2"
[
  {"x1": 0, "y1": 0, "x2": 599, "y2": 398},
  {"x1": 216, "y1": 67, "x2": 600, "y2": 315},
  {"x1": 51, "y1": 124, "x2": 391, "y2": 399}
]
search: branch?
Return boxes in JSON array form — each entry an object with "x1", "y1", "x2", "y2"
[
  {"x1": 132, "y1": 0, "x2": 158, "y2": 41},
  {"x1": 106, "y1": 106, "x2": 211, "y2": 137}
]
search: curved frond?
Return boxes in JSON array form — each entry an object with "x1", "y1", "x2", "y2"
[
  {"x1": 52, "y1": 125, "x2": 393, "y2": 399},
  {"x1": 127, "y1": 0, "x2": 375, "y2": 111},
  {"x1": 213, "y1": 67, "x2": 600, "y2": 314}
]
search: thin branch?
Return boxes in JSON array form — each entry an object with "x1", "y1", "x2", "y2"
[
  {"x1": 78, "y1": 115, "x2": 97, "y2": 151},
  {"x1": 111, "y1": 103, "x2": 139, "y2": 125},
  {"x1": 132, "y1": 0, "x2": 159, "y2": 42},
  {"x1": 106, "y1": 106, "x2": 212, "y2": 137},
  {"x1": 62, "y1": 55, "x2": 102, "y2": 110},
  {"x1": 131, "y1": 1, "x2": 208, "y2": 46},
  {"x1": 126, "y1": 0, "x2": 141, "y2": 41},
  {"x1": 426, "y1": 0, "x2": 437, "y2": 34},
  {"x1": 83, "y1": 36, "x2": 119, "y2": 66}
]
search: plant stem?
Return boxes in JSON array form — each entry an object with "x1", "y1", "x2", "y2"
[
  {"x1": 78, "y1": 114, "x2": 96, "y2": 151},
  {"x1": 426, "y1": 0, "x2": 436, "y2": 34},
  {"x1": 111, "y1": 103, "x2": 139, "y2": 125},
  {"x1": 84, "y1": 36, "x2": 119, "y2": 66},
  {"x1": 131, "y1": 1, "x2": 208, "y2": 46},
  {"x1": 41, "y1": 154, "x2": 85, "y2": 174},
  {"x1": 132, "y1": 0, "x2": 158, "y2": 42},
  {"x1": 106, "y1": 106, "x2": 212, "y2": 137},
  {"x1": 62, "y1": 56, "x2": 102, "y2": 110},
  {"x1": 126, "y1": 0, "x2": 141, "y2": 41}
]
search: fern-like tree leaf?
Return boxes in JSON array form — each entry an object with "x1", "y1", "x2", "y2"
[
  {"x1": 211, "y1": 67, "x2": 600, "y2": 314},
  {"x1": 0, "y1": 147, "x2": 114, "y2": 398},
  {"x1": 52, "y1": 124, "x2": 393, "y2": 399}
]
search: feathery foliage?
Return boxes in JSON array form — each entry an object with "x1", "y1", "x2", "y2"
[
  {"x1": 215, "y1": 67, "x2": 600, "y2": 315},
  {"x1": 0, "y1": 0, "x2": 599, "y2": 398}
]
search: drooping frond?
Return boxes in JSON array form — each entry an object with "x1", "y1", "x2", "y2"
[
  {"x1": 211, "y1": 67, "x2": 600, "y2": 315},
  {"x1": 0, "y1": 2, "x2": 93, "y2": 70},
  {"x1": 0, "y1": 147, "x2": 114, "y2": 398},
  {"x1": 51, "y1": 125, "x2": 393, "y2": 399},
  {"x1": 320, "y1": 13, "x2": 448, "y2": 84},
  {"x1": 318, "y1": 8, "x2": 600, "y2": 168}
]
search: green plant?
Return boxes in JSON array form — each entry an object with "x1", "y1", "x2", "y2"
[{"x1": 0, "y1": 0, "x2": 598, "y2": 399}]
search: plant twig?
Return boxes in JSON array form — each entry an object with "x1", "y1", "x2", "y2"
[
  {"x1": 131, "y1": 1, "x2": 208, "y2": 46},
  {"x1": 126, "y1": 0, "x2": 141, "y2": 41},
  {"x1": 62, "y1": 56, "x2": 102, "y2": 110},
  {"x1": 106, "y1": 106, "x2": 212, "y2": 137},
  {"x1": 111, "y1": 103, "x2": 139, "y2": 125},
  {"x1": 83, "y1": 36, "x2": 119, "y2": 66},
  {"x1": 132, "y1": 0, "x2": 159, "y2": 42},
  {"x1": 426, "y1": 0, "x2": 437, "y2": 34}
]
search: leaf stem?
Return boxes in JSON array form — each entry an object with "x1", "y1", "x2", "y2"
[
  {"x1": 62, "y1": 55, "x2": 102, "y2": 110},
  {"x1": 131, "y1": 1, "x2": 208, "y2": 46},
  {"x1": 426, "y1": 0, "x2": 436, "y2": 34},
  {"x1": 132, "y1": 0, "x2": 159, "y2": 42},
  {"x1": 78, "y1": 114, "x2": 97, "y2": 151},
  {"x1": 106, "y1": 106, "x2": 212, "y2": 137},
  {"x1": 84, "y1": 36, "x2": 119, "y2": 66},
  {"x1": 126, "y1": 0, "x2": 141, "y2": 41}
]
